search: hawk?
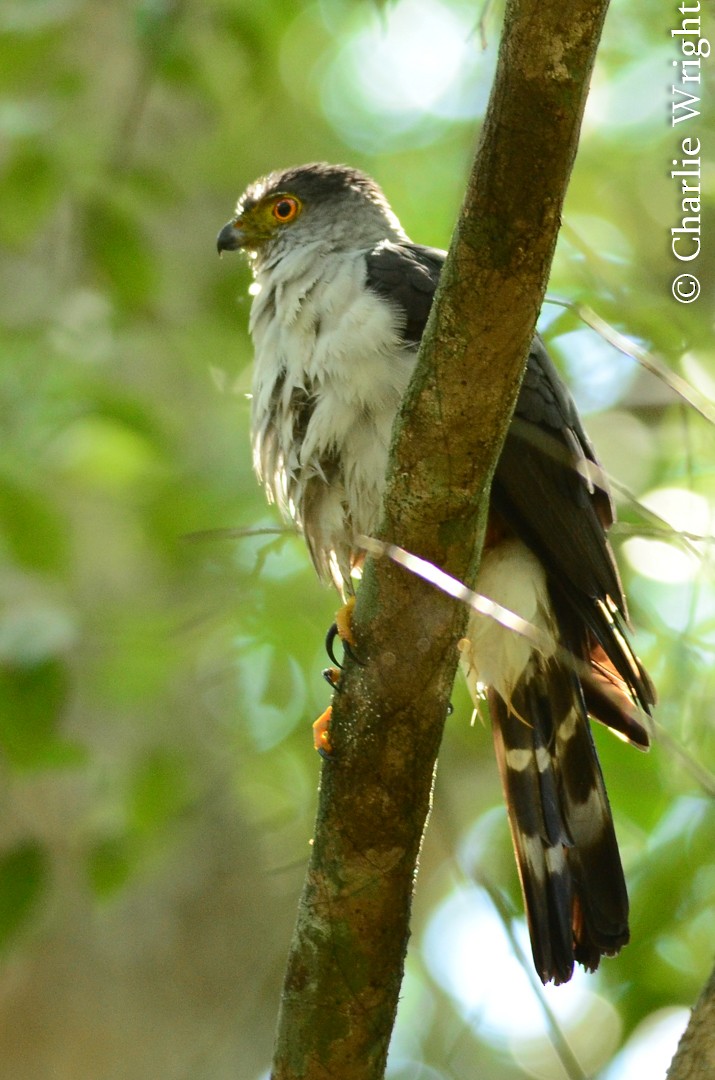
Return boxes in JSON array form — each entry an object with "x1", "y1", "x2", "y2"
[{"x1": 217, "y1": 163, "x2": 655, "y2": 985}]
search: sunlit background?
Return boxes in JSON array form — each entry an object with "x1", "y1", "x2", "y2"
[{"x1": 1, "y1": 1, "x2": 713, "y2": 1078}]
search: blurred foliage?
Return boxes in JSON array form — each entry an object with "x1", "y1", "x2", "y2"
[{"x1": 0, "y1": 1, "x2": 713, "y2": 1078}]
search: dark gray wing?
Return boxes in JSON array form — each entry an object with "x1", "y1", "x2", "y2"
[
  {"x1": 492, "y1": 336, "x2": 623, "y2": 611},
  {"x1": 365, "y1": 241, "x2": 445, "y2": 343},
  {"x1": 365, "y1": 240, "x2": 653, "y2": 709},
  {"x1": 366, "y1": 244, "x2": 620, "y2": 598}
]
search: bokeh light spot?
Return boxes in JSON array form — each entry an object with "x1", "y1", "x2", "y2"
[
  {"x1": 600, "y1": 1008, "x2": 689, "y2": 1080},
  {"x1": 423, "y1": 886, "x2": 612, "y2": 1047},
  {"x1": 624, "y1": 487, "x2": 713, "y2": 584},
  {"x1": 319, "y1": 0, "x2": 493, "y2": 150}
]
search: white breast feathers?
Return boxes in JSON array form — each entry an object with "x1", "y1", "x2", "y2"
[{"x1": 249, "y1": 245, "x2": 416, "y2": 593}]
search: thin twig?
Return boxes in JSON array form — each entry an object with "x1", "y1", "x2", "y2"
[
  {"x1": 359, "y1": 534, "x2": 651, "y2": 721},
  {"x1": 651, "y1": 721, "x2": 715, "y2": 798},
  {"x1": 108, "y1": 0, "x2": 189, "y2": 174},
  {"x1": 475, "y1": 0, "x2": 496, "y2": 49},
  {"x1": 611, "y1": 522, "x2": 713, "y2": 546},
  {"x1": 361, "y1": 536, "x2": 715, "y2": 796},
  {"x1": 546, "y1": 298, "x2": 715, "y2": 426},
  {"x1": 181, "y1": 525, "x2": 294, "y2": 543},
  {"x1": 476, "y1": 874, "x2": 591, "y2": 1080},
  {"x1": 610, "y1": 479, "x2": 713, "y2": 566}
]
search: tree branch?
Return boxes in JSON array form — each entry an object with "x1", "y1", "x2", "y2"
[
  {"x1": 667, "y1": 961, "x2": 715, "y2": 1080},
  {"x1": 270, "y1": 1, "x2": 611, "y2": 1076}
]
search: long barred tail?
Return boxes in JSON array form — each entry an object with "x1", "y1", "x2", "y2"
[{"x1": 488, "y1": 659, "x2": 631, "y2": 986}]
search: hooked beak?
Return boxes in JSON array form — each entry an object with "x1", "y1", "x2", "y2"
[{"x1": 216, "y1": 219, "x2": 244, "y2": 254}]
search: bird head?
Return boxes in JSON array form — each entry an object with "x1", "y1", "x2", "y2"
[{"x1": 217, "y1": 162, "x2": 407, "y2": 269}]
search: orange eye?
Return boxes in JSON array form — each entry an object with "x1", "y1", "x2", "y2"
[{"x1": 272, "y1": 196, "x2": 300, "y2": 223}]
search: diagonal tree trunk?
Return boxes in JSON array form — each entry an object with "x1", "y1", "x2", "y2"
[
  {"x1": 270, "y1": 1, "x2": 612, "y2": 1076},
  {"x1": 667, "y1": 960, "x2": 715, "y2": 1080}
]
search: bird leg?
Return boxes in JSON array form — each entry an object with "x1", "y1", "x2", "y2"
[
  {"x1": 314, "y1": 598, "x2": 360, "y2": 757},
  {"x1": 325, "y1": 596, "x2": 360, "y2": 667}
]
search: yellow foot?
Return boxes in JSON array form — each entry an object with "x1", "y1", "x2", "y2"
[
  {"x1": 315, "y1": 599, "x2": 358, "y2": 756},
  {"x1": 326, "y1": 596, "x2": 361, "y2": 668},
  {"x1": 335, "y1": 596, "x2": 357, "y2": 648},
  {"x1": 312, "y1": 706, "x2": 333, "y2": 755}
]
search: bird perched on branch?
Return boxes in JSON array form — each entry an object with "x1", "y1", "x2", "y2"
[{"x1": 217, "y1": 162, "x2": 654, "y2": 986}]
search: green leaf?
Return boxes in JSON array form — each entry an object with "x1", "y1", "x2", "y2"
[
  {"x1": 86, "y1": 753, "x2": 193, "y2": 899},
  {"x1": 0, "y1": 843, "x2": 48, "y2": 950},
  {"x1": 0, "y1": 657, "x2": 83, "y2": 769},
  {"x1": 0, "y1": 146, "x2": 62, "y2": 245},
  {"x1": 0, "y1": 476, "x2": 69, "y2": 573},
  {"x1": 87, "y1": 836, "x2": 136, "y2": 898},
  {"x1": 82, "y1": 196, "x2": 158, "y2": 313},
  {"x1": 129, "y1": 750, "x2": 192, "y2": 835}
]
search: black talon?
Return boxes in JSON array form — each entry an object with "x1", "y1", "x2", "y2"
[
  {"x1": 343, "y1": 638, "x2": 364, "y2": 665},
  {"x1": 325, "y1": 622, "x2": 364, "y2": 666},
  {"x1": 447, "y1": 702, "x2": 454, "y2": 716},
  {"x1": 325, "y1": 623, "x2": 343, "y2": 668}
]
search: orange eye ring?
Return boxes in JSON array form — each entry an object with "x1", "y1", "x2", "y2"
[{"x1": 271, "y1": 196, "x2": 301, "y2": 223}]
